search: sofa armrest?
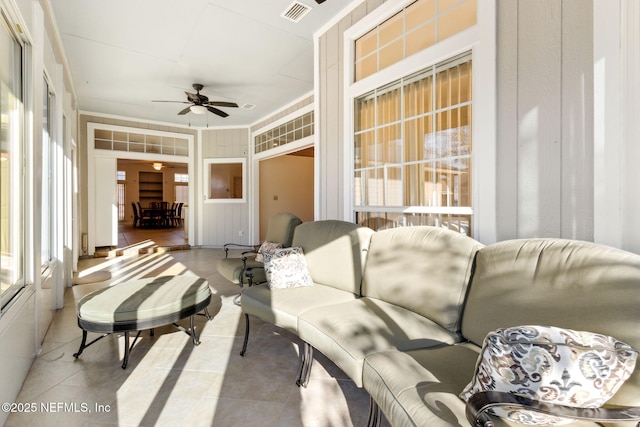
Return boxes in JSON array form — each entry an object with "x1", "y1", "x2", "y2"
[
  {"x1": 465, "y1": 391, "x2": 640, "y2": 427},
  {"x1": 241, "y1": 250, "x2": 258, "y2": 259}
]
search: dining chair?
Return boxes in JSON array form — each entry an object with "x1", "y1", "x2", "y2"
[
  {"x1": 172, "y1": 202, "x2": 183, "y2": 227},
  {"x1": 131, "y1": 202, "x2": 141, "y2": 227},
  {"x1": 133, "y1": 202, "x2": 151, "y2": 227}
]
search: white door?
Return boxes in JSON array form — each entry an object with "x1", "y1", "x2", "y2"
[{"x1": 94, "y1": 157, "x2": 118, "y2": 247}]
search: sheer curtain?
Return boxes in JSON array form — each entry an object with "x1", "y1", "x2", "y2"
[{"x1": 354, "y1": 53, "x2": 472, "y2": 233}]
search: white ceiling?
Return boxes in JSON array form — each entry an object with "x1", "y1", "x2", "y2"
[{"x1": 50, "y1": 0, "x2": 351, "y2": 127}]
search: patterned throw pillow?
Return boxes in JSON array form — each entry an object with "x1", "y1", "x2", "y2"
[
  {"x1": 263, "y1": 247, "x2": 313, "y2": 289},
  {"x1": 255, "y1": 241, "x2": 282, "y2": 263},
  {"x1": 460, "y1": 325, "x2": 638, "y2": 425}
]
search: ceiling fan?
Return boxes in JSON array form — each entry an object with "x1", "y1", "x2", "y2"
[{"x1": 152, "y1": 83, "x2": 238, "y2": 118}]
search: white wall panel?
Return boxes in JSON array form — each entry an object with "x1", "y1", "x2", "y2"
[
  {"x1": 317, "y1": 0, "x2": 383, "y2": 221},
  {"x1": 561, "y1": 0, "x2": 593, "y2": 240},
  {"x1": 496, "y1": 1, "x2": 519, "y2": 240},
  {"x1": 517, "y1": 0, "x2": 562, "y2": 238},
  {"x1": 200, "y1": 128, "x2": 250, "y2": 246},
  {"x1": 622, "y1": 0, "x2": 640, "y2": 253},
  {"x1": 0, "y1": 290, "x2": 36, "y2": 427},
  {"x1": 94, "y1": 157, "x2": 118, "y2": 246},
  {"x1": 496, "y1": 0, "x2": 594, "y2": 241}
]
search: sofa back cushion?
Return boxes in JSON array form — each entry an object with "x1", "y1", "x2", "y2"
[
  {"x1": 462, "y1": 238, "x2": 640, "y2": 407},
  {"x1": 361, "y1": 226, "x2": 483, "y2": 334},
  {"x1": 291, "y1": 220, "x2": 374, "y2": 294},
  {"x1": 263, "y1": 212, "x2": 303, "y2": 247}
]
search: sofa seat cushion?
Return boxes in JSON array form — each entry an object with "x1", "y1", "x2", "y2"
[
  {"x1": 217, "y1": 257, "x2": 264, "y2": 285},
  {"x1": 363, "y1": 344, "x2": 479, "y2": 427},
  {"x1": 297, "y1": 297, "x2": 461, "y2": 387},
  {"x1": 240, "y1": 283, "x2": 358, "y2": 334},
  {"x1": 362, "y1": 345, "x2": 600, "y2": 427}
]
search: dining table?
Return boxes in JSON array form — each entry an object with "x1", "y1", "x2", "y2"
[{"x1": 142, "y1": 204, "x2": 174, "y2": 228}]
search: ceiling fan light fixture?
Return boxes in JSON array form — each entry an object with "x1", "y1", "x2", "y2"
[
  {"x1": 190, "y1": 105, "x2": 207, "y2": 115},
  {"x1": 152, "y1": 162, "x2": 163, "y2": 170}
]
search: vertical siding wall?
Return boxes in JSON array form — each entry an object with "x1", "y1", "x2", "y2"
[
  {"x1": 496, "y1": 0, "x2": 594, "y2": 240},
  {"x1": 200, "y1": 128, "x2": 250, "y2": 246},
  {"x1": 317, "y1": 0, "x2": 387, "y2": 220}
]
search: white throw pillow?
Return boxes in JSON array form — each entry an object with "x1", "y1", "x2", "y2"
[
  {"x1": 460, "y1": 325, "x2": 638, "y2": 425},
  {"x1": 263, "y1": 247, "x2": 313, "y2": 289},
  {"x1": 255, "y1": 241, "x2": 282, "y2": 263}
]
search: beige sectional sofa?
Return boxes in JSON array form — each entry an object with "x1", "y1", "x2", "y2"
[{"x1": 240, "y1": 220, "x2": 640, "y2": 427}]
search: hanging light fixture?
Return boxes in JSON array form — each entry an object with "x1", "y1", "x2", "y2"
[
  {"x1": 190, "y1": 105, "x2": 207, "y2": 115},
  {"x1": 152, "y1": 162, "x2": 163, "y2": 170}
]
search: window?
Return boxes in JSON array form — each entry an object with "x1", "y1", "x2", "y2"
[
  {"x1": 354, "y1": 0, "x2": 477, "y2": 81},
  {"x1": 1, "y1": 16, "x2": 25, "y2": 311},
  {"x1": 254, "y1": 111, "x2": 314, "y2": 154},
  {"x1": 94, "y1": 130, "x2": 189, "y2": 156},
  {"x1": 117, "y1": 183, "x2": 125, "y2": 221},
  {"x1": 41, "y1": 78, "x2": 53, "y2": 268},
  {"x1": 204, "y1": 158, "x2": 246, "y2": 203},
  {"x1": 175, "y1": 185, "x2": 188, "y2": 204},
  {"x1": 174, "y1": 173, "x2": 188, "y2": 183},
  {"x1": 174, "y1": 173, "x2": 188, "y2": 208},
  {"x1": 117, "y1": 170, "x2": 126, "y2": 221},
  {"x1": 354, "y1": 52, "x2": 472, "y2": 234}
]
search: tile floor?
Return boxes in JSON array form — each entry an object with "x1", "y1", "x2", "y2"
[
  {"x1": 117, "y1": 223, "x2": 188, "y2": 249},
  {"x1": 6, "y1": 245, "x2": 390, "y2": 427}
]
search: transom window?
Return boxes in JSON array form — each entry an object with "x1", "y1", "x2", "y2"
[
  {"x1": 354, "y1": 0, "x2": 476, "y2": 81},
  {"x1": 174, "y1": 173, "x2": 188, "y2": 183},
  {"x1": 94, "y1": 129, "x2": 189, "y2": 156},
  {"x1": 254, "y1": 111, "x2": 314, "y2": 154},
  {"x1": 354, "y1": 52, "x2": 472, "y2": 234}
]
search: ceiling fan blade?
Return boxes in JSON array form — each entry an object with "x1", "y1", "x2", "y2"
[
  {"x1": 206, "y1": 106, "x2": 229, "y2": 118},
  {"x1": 207, "y1": 101, "x2": 239, "y2": 108},
  {"x1": 152, "y1": 100, "x2": 190, "y2": 103},
  {"x1": 177, "y1": 106, "x2": 192, "y2": 115},
  {"x1": 185, "y1": 91, "x2": 201, "y2": 103}
]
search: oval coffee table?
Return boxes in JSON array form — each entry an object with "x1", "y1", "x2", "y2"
[{"x1": 73, "y1": 275, "x2": 212, "y2": 368}]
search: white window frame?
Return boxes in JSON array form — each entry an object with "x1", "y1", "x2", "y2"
[
  {"x1": 203, "y1": 157, "x2": 247, "y2": 204},
  {"x1": 342, "y1": 0, "x2": 497, "y2": 243},
  {"x1": 41, "y1": 75, "x2": 54, "y2": 271},
  {"x1": 0, "y1": 7, "x2": 28, "y2": 313}
]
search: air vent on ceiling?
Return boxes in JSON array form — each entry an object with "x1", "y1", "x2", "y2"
[{"x1": 281, "y1": 1, "x2": 312, "y2": 23}]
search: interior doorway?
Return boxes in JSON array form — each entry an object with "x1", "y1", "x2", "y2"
[
  {"x1": 87, "y1": 123, "x2": 195, "y2": 255},
  {"x1": 258, "y1": 147, "x2": 314, "y2": 241},
  {"x1": 117, "y1": 159, "x2": 189, "y2": 248}
]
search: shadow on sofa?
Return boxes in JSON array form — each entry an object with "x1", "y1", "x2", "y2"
[{"x1": 239, "y1": 221, "x2": 640, "y2": 427}]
